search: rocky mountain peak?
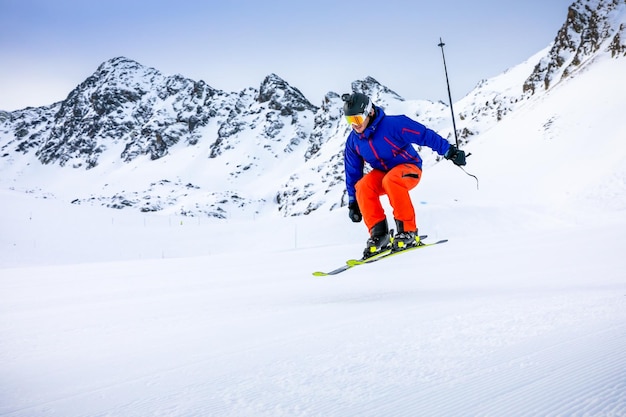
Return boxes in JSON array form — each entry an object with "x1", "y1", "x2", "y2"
[
  {"x1": 258, "y1": 73, "x2": 318, "y2": 115},
  {"x1": 349, "y1": 76, "x2": 404, "y2": 109},
  {"x1": 523, "y1": 0, "x2": 626, "y2": 94},
  {"x1": 30, "y1": 56, "x2": 224, "y2": 167},
  {"x1": 96, "y1": 56, "x2": 157, "y2": 78}
]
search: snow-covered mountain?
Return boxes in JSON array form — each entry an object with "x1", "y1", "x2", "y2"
[
  {"x1": 0, "y1": 58, "x2": 322, "y2": 218},
  {"x1": 1, "y1": 0, "x2": 624, "y2": 219}
]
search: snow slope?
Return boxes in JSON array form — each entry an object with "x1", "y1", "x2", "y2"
[
  {"x1": 2, "y1": 33, "x2": 626, "y2": 417},
  {"x1": 1, "y1": 220, "x2": 624, "y2": 417}
]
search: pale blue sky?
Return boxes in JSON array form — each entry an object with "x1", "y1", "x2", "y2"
[{"x1": 1, "y1": 0, "x2": 573, "y2": 111}]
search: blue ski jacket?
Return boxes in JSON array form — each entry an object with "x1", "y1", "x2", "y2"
[{"x1": 344, "y1": 106, "x2": 451, "y2": 203}]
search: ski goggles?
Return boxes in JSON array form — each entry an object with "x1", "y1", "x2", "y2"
[{"x1": 345, "y1": 113, "x2": 368, "y2": 126}]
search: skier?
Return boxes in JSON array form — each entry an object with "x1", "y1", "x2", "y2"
[{"x1": 342, "y1": 92, "x2": 466, "y2": 258}]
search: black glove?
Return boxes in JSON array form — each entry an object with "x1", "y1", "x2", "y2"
[
  {"x1": 348, "y1": 201, "x2": 362, "y2": 223},
  {"x1": 445, "y1": 144, "x2": 466, "y2": 166}
]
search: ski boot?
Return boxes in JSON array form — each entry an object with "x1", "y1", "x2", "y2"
[
  {"x1": 363, "y1": 219, "x2": 391, "y2": 259},
  {"x1": 391, "y1": 220, "x2": 421, "y2": 252}
]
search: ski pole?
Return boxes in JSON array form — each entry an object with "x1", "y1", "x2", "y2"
[
  {"x1": 438, "y1": 37, "x2": 459, "y2": 148},
  {"x1": 438, "y1": 37, "x2": 479, "y2": 189}
]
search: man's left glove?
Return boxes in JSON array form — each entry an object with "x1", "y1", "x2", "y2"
[
  {"x1": 445, "y1": 144, "x2": 466, "y2": 166},
  {"x1": 348, "y1": 201, "x2": 362, "y2": 223}
]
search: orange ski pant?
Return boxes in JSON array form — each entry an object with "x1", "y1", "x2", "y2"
[{"x1": 355, "y1": 164, "x2": 422, "y2": 233}]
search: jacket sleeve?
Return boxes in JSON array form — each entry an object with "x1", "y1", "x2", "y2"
[
  {"x1": 344, "y1": 136, "x2": 364, "y2": 203},
  {"x1": 397, "y1": 115, "x2": 451, "y2": 156}
]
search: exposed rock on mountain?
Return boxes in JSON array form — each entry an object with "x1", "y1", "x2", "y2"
[
  {"x1": 524, "y1": 0, "x2": 626, "y2": 93},
  {"x1": 39, "y1": 57, "x2": 222, "y2": 167}
]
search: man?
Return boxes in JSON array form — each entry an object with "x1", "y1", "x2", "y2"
[{"x1": 342, "y1": 92, "x2": 466, "y2": 258}]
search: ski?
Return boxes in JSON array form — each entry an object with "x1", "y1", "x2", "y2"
[
  {"x1": 312, "y1": 235, "x2": 445, "y2": 276},
  {"x1": 346, "y1": 238, "x2": 448, "y2": 266}
]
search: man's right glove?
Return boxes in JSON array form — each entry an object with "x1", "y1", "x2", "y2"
[
  {"x1": 348, "y1": 201, "x2": 362, "y2": 223},
  {"x1": 445, "y1": 144, "x2": 466, "y2": 166}
]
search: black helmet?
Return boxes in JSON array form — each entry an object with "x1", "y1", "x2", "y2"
[{"x1": 341, "y1": 93, "x2": 372, "y2": 116}]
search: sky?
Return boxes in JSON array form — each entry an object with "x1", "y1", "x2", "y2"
[{"x1": 0, "y1": 0, "x2": 574, "y2": 111}]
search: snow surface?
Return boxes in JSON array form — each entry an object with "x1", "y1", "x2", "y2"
[{"x1": 2, "y1": 48, "x2": 626, "y2": 417}]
